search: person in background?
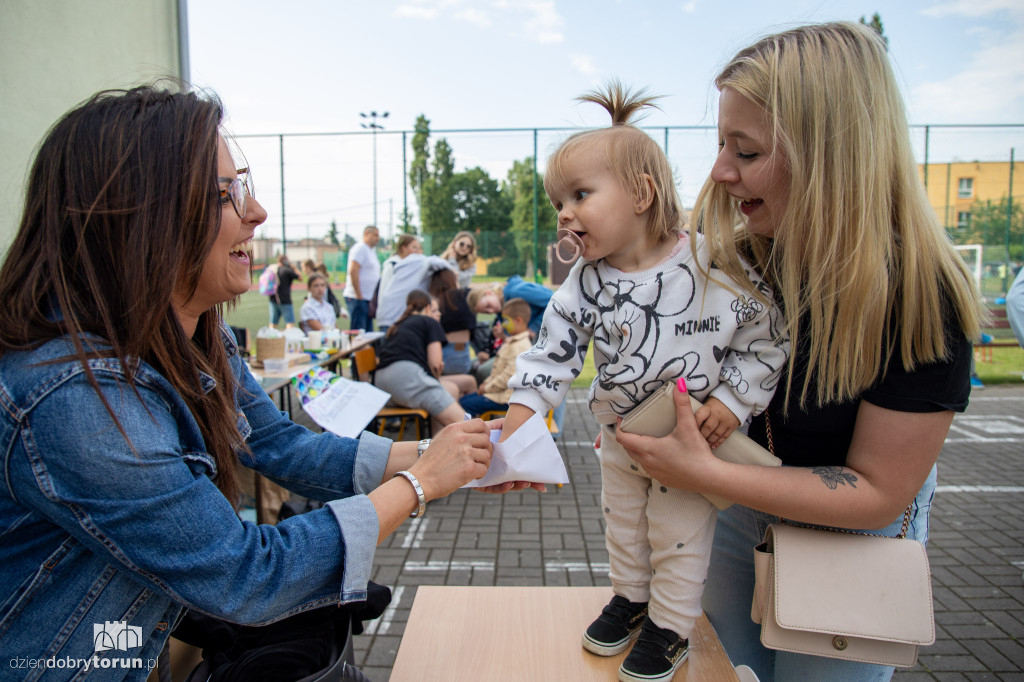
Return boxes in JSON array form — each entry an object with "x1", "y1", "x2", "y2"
[
  {"x1": 300, "y1": 272, "x2": 336, "y2": 332},
  {"x1": 611, "y1": 23, "x2": 985, "y2": 681},
  {"x1": 343, "y1": 225, "x2": 380, "y2": 331},
  {"x1": 467, "y1": 274, "x2": 565, "y2": 436},
  {"x1": 376, "y1": 237, "x2": 452, "y2": 332},
  {"x1": 373, "y1": 290, "x2": 478, "y2": 432},
  {"x1": 429, "y1": 267, "x2": 478, "y2": 378},
  {"x1": 269, "y1": 254, "x2": 300, "y2": 327},
  {"x1": 1006, "y1": 265, "x2": 1024, "y2": 350},
  {"x1": 459, "y1": 298, "x2": 533, "y2": 417},
  {"x1": 0, "y1": 84, "x2": 495, "y2": 680},
  {"x1": 375, "y1": 233, "x2": 423, "y2": 332},
  {"x1": 303, "y1": 259, "x2": 343, "y2": 320},
  {"x1": 441, "y1": 230, "x2": 478, "y2": 288},
  {"x1": 315, "y1": 263, "x2": 345, "y2": 319},
  {"x1": 467, "y1": 275, "x2": 553, "y2": 339}
]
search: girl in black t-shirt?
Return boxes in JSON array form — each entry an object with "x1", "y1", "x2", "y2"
[
  {"x1": 429, "y1": 268, "x2": 479, "y2": 390},
  {"x1": 374, "y1": 290, "x2": 477, "y2": 429}
]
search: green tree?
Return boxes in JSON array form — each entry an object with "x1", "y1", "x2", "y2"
[
  {"x1": 450, "y1": 167, "x2": 512, "y2": 233},
  {"x1": 957, "y1": 196, "x2": 1024, "y2": 262},
  {"x1": 859, "y1": 12, "x2": 889, "y2": 48},
  {"x1": 327, "y1": 219, "x2": 340, "y2": 246},
  {"x1": 421, "y1": 138, "x2": 455, "y2": 234},
  {"x1": 504, "y1": 157, "x2": 558, "y2": 277},
  {"x1": 409, "y1": 115, "x2": 430, "y2": 225}
]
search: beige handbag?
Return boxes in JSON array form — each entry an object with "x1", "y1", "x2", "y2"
[
  {"x1": 750, "y1": 416, "x2": 935, "y2": 667},
  {"x1": 619, "y1": 381, "x2": 782, "y2": 509}
]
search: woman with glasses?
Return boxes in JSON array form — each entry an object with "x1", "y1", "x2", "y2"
[
  {"x1": 441, "y1": 231, "x2": 478, "y2": 288},
  {"x1": 0, "y1": 84, "x2": 494, "y2": 679}
]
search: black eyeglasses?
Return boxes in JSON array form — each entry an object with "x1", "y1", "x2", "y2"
[{"x1": 218, "y1": 168, "x2": 254, "y2": 218}]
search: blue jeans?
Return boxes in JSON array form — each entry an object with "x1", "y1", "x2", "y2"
[
  {"x1": 442, "y1": 343, "x2": 472, "y2": 375},
  {"x1": 346, "y1": 298, "x2": 372, "y2": 332},
  {"x1": 269, "y1": 301, "x2": 295, "y2": 326},
  {"x1": 701, "y1": 465, "x2": 937, "y2": 682},
  {"x1": 459, "y1": 392, "x2": 508, "y2": 416}
]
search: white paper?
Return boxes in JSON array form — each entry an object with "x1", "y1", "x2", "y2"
[
  {"x1": 302, "y1": 376, "x2": 391, "y2": 438},
  {"x1": 463, "y1": 412, "x2": 570, "y2": 487}
]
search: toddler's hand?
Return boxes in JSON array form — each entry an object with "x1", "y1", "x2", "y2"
[{"x1": 694, "y1": 397, "x2": 740, "y2": 449}]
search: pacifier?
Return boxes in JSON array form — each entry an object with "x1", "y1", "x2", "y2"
[{"x1": 555, "y1": 228, "x2": 585, "y2": 264}]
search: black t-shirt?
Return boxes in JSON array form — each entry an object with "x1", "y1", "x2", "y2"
[
  {"x1": 377, "y1": 315, "x2": 447, "y2": 375},
  {"x1": 747, "y1": 307, "x2": 972, "y2": 467},
  {"x1": 273, "y1": 266, "x2": 301, "y2": 305},
  {"x1": 439, "y1": 288, "x2": 477, "y2": 334}
]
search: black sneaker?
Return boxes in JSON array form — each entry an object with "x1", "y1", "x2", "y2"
[
  {"x1": 618, "y1": 617, "x2": 689, "y2": 682},
  {"x1": 582, "y1": 595, "x2": 649, "y2": 656}
]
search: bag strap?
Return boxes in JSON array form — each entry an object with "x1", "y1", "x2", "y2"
[{"x1": 765, "y1": 413, "x2": 913, "y2": 539}]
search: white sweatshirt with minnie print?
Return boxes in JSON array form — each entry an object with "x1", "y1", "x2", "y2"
[{"x1": 509, "y1": 233, "x2": 789, "y2": 426}]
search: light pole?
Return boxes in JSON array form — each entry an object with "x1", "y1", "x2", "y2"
[{"x1": 360, "y1": 110, "x2": 388, "y2": 227}]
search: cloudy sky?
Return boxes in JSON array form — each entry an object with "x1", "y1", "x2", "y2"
[{"x1": 186, "y1": 0, "x2": 1024, "y2": 241}]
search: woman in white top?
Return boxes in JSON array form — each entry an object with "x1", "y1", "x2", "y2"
[
  {"x1": 300, "y1": 273, "x2": 336, "y2": 332},
  {"x1": 441, "y1": 231, "x2": 477, "y2": 288},
  {"x1": 377, "y1": 236, "x2": 453, "y2": 331}
]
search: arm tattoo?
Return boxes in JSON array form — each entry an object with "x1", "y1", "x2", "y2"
[{"x1": 812, "y1": 466, "x2": 859, "y2": 490}]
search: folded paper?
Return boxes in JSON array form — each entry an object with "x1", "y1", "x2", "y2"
[{"x1": 464, "y1": 412, "x2": 569, "y2": 487}]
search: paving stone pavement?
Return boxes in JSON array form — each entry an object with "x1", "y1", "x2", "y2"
[{"x1": 297, "y1": 383, "x2": 1024, "y2": 681}]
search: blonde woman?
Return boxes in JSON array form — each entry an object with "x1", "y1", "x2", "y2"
[
  {"x1": 442, "y1": 231, "x2": 478, "y2": 288},
  {"x1": 613, "y1": 22, "x2": 985, "y2": 681}
]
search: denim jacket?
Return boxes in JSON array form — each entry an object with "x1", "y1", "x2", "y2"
[{"x1": 0, "y1": 328, "x2": 391, "y2": 681}]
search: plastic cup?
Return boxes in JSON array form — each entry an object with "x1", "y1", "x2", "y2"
[{"x1": 263, "y1": 357, "x2": 289, "y2": 374}]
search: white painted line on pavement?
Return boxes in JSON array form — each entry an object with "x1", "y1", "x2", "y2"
[
  {"x1": 363, "y1": 585, "x2": 405, "y2": 636},
  {"x1": 401, "y1": 516, "x2": 428, "y2": 549},
  {"x1": 544, "y1": 561, "x2": 611, "y2": 573},
  {"x1": 404, "y1": 560, "x2": 496, "y2": 571},
  {"x1": 401, "y1": 559, "x2": 613, "y2": 574}
]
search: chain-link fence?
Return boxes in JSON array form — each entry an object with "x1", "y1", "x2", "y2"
[{"x1": 235, "y1": 123, "x2": 1022, "y2": 293}]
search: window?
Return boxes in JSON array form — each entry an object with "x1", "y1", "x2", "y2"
[
  {"x1": 958, "y1": 177, "x2": 974, "y2": 199},
  {"x1": 957, "y1": 211, "x2": 971, "y2": 229}
]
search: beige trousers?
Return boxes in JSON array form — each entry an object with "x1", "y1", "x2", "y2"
[{"x1": 599, "y1": 425, "x2": 717, "y2": 639}]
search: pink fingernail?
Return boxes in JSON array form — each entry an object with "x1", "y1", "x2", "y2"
[{"x1": 677, "y1": 377, "x2": 687, "y2": 393}]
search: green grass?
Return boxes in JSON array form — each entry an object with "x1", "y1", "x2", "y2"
[{"x1": 973, "y1": 345, "x2": 1024, "y2": 385}]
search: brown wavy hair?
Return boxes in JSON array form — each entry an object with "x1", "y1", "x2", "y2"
[{"x1": 0, "y1": 83, "x2": 249, "y2": 503}]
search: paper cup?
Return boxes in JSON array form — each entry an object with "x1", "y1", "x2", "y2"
[{"x1": 304, "y1": 330, "x2": 322, "y2": 349}]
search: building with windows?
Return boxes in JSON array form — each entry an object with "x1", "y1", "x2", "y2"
[{"x1": 918, "y1": 160, "x2": 1017, "y2": 230}]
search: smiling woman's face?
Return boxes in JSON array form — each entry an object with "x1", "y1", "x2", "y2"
[
  {"x1": 174, "y1": 137, "x2": 267, "y2": 332},
  {"x1": 710, "y1": 88, "x2": 791, "y2": 237}
]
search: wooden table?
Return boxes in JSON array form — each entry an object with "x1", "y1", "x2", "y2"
[{"x1": 391, "y1": 586, "x2": 739, "y2": 682}]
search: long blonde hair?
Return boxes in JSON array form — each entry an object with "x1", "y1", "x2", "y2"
[
  {"x1": 544, "y1": 80, "x2": 683, "y2": 243},
  {"x1": 444, "y1": 231, "x2": 477, "y2": 270},
  {"x1": 694, "y1": 21, "x2": 984, "y2": 409}
]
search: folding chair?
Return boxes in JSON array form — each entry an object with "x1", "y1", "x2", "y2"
[{"x1": 350, "y1": 347, "x2": 431, "y2": 441}]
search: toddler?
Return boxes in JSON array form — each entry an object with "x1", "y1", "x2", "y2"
[{"x1": 499, "y1": 83, "x2": 788, "y2": 682}]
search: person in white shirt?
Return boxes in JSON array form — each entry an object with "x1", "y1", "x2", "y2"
[
  {"x1": 343, "y1": 225, "x2": 381, "y2": 331},
  {"x1": 300, "y1": 273, "x2": 337, "y2": 332}
]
